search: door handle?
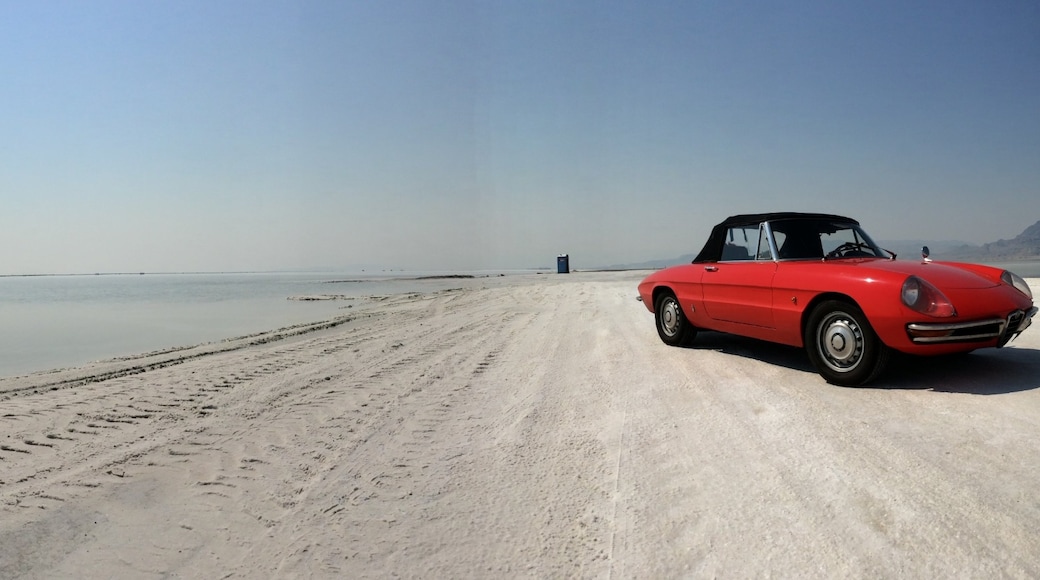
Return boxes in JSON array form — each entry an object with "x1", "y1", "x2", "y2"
[{"x1": 704, "y1": 266, "x2": 718, "y2": 272}]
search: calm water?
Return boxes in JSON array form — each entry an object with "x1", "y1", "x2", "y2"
[{"x1": 0, "y1": 271, "x2": 523, "y2": 378}]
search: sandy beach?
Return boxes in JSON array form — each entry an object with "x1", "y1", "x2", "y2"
[{"x1": 2, "y1": 270, "x2": 1040, "y2": 578}]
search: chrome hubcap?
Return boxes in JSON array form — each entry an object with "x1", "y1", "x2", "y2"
[
  {"x1": 818, "y1": 312, "x2": 864, "y2": 372},
  {"x1": 661, "y1": 299, "x2": 681, "y2": 337}
]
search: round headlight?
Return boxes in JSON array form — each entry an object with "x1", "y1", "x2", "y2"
[
  {"x1": 901, "y1": 275, "x2": 956, "y2": 317},
  {"x1": 901, "y1": 277, "x2": 920, "y2": 307},
  {"x1": 1001, "y1": 270, "x2": 1033, "y2": 299}
]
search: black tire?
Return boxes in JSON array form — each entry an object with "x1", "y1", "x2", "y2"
[
  {"x1": 804, "y1": 300, "x2": 890, "y2": 386},
  {"x1": 655, "y1": 292, "x2": 697, "y2": 346}
]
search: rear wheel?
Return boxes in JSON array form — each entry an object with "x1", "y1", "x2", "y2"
[
  {"x1": 655, "y1": 292, "x2": 696, "y2": 346},
  {"x1": 805, "y1": 300, "x2": 890, "y2": 386}
]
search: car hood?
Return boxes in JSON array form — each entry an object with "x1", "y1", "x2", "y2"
[{"x1": 843, "y1": 259, "x2": 999, "y2": 289}]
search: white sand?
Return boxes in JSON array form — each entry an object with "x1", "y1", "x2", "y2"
[{"x1": 2, "y1": 271, "x2": 1040, "y2": 578}]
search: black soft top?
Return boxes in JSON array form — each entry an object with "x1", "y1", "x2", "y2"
[{"x1": 693, "y1": 212, "x2": 859, "y2": 263}]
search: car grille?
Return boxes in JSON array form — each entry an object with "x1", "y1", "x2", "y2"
[
  {"x1": 1008, "y1": 310, "x2": 1025, "y2": 330},
  {"x1": 908, "y1": 309, "x2": 1036, "y2": 346},
  {"x1": 997, "y1": 309, "x2": 1032, "y2": 347}
]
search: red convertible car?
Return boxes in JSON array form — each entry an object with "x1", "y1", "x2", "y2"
[{"x1": 637, "y1": 213, "x2": 1037, "y2": 386}]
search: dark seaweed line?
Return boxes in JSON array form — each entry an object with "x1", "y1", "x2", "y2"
[{"x1": 0, "y1": 316, "x2": 359, "y2": 401}]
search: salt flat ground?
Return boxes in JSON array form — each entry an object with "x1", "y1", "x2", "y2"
[{"x1": 2, "y1": 271, "x2": 1039, "y2": 578}]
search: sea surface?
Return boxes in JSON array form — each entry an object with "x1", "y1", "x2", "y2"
[{"x1": 0, "y1": 271, "x2": 531, "y2": 378}]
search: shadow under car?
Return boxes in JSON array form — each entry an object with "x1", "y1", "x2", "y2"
[{"x1": 681, "y1": 331, "x2": 1040, "y2": 394}]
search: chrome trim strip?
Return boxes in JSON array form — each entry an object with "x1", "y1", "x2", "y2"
[
  {"x1": 907, "y1": 317, "x2": 1006, "y2": 344},
  {"x1": 911, "y1": 332, "x2": 1005, "y2": 344},
  {"x1": 906, "y1": 318, "x2": 1005, "y2": 333},
  {"x1": 762, "y1": 221, "x2": 779, "y2": 262}
]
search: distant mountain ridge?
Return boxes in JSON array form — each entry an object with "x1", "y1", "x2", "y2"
[
  {"x1": 945, "y1": 219, "x2": 1040, "y2": 261},
  {"x1": 873, "y1": 240, "x2": 974, "y2": 260},
  {"x1": 606, "y1": 219, "x2": 1040, "y2": 269},
  {"x1": 602, "y1": 254, "x2": 697, "y2": 270}
]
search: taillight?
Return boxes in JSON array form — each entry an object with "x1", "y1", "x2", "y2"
[{"x1": 901, "y1": 276, "x2": 956, "y2": 317}]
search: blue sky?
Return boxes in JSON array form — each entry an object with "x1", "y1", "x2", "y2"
[{"x1": 2, "y1": 1, "x2": 1038, "y2": 274}]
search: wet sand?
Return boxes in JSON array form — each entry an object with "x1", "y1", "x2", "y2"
[{"x1": 2, "y1": 272, "x2": 1039, "y2": 578}]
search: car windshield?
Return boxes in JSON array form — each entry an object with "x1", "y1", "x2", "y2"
[{"x1": 768, "y1": 219, "x2": 885, "y2": 260}]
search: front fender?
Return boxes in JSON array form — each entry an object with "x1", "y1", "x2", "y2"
[{"x1": 638, "y1": 265, "x2": 705, "y2": 321}]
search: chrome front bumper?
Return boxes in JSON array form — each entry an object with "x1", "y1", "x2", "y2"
[{"x1": 907, "y1": 306, "x2": 1037, "y2": 345}]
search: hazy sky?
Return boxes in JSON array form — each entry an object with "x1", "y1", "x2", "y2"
[{"x1": 2, "y1": 1, "x2": 1038, "y2": 274}]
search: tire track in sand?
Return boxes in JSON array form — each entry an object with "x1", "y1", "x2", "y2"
[{"x1": 0, "y1": 307, "x2": 397, "y2": 507}]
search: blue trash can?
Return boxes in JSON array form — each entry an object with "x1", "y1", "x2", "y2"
[{"x1": 557, "y1": 254, "x2": 570, "y2": 274}]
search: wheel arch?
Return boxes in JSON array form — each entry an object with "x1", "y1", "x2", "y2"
[
  {"x1": 801, "y1": 293, "x2": 893, "y2": 385},
  {"x1": 800, "y1": 292, "x2": 859, "y2": 342},
  {"x1": 652, "y1": 284, "x2": 676, "y2": 307}
]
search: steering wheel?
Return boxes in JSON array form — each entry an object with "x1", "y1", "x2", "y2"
[{"x1": 826, "y1": 242, "x2": 866, "y2": 259}]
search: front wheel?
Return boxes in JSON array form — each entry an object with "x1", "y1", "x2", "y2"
[
  {"x1": 804, "y1": 300, "x2": 890, "y2": 386},
  {"x1": 655, "y1": 292, "x2": 697, "y2": 346}
]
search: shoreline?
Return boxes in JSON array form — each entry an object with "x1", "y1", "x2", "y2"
[
  {"x1": 0, "y1": 312, "x2": 362, "y2": 397},
  {"x1": 4, "y1": 271, "x2": 1035, "y2": 383},
  {"x1": 0, "y1": 272, "x2": 542, "y2": 379},
  {"x1": 0, "y1": 268, "x2": 552, "y2": 279}
]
